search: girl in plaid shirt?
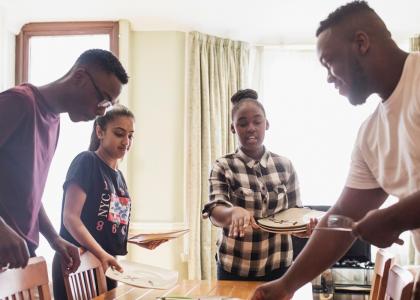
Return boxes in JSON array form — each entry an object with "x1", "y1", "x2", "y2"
[{"x1": 203, "y1": 89, "x2": 316, "y2": 281}]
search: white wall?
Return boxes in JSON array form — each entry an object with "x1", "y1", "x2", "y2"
[
  {"x1": 0, "y1": 8, "x2": 15, "y2": 90},
  {"x1": 124, "y1": 30, "x2": 188, "y2": 278}
]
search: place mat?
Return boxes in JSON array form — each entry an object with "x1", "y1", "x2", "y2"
[
  {"x1": 105, "y1": 260, "x2": 178, "y2": 289},
  {"x1": 257, "y1": 207, "x2": 325, "y2": 230}
]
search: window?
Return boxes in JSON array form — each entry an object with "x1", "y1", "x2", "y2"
[
  {"x1": 259, "y1": 47, "x2": 378, "y2": 206},
  {"x1": 16, "y1": 21, "x2": 118, "y2": 83}
]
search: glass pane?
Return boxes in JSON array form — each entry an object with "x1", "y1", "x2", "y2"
[
  {"x1": 260, "y1": 48, "x2": 378, "y2": 206},
  {"x1": 29, "y1": 35, "x2": 109, "y2": 84}
]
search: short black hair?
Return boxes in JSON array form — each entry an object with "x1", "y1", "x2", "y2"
[
  {"x1": 316, "y1": 1, "x2": 375, "y2": 37},
  {"x1": 231, "y1": 89, "x2": 266, "y2": 118},
  {"x1": 74, "y1": 49, "x2": 129, "y2": 84},
  {"x1": 231, "y1": 89, "x2": 258, "y2": 104}
]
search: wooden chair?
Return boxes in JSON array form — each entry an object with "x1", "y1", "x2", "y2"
[
  {"x1": 370, "y1": 249, "x2": 396, "y2": 300},
  {"x1": 406, "y1": 266, "x2": 420, "y2": 300},
  {"x1": 385, "y1": 265, "x2": 415, "y2": 300},
  {"x1": 63, "y1": 250, "x2": 107, "y2": 300},
  {"x1": 412, "y1": 270, "x2": 420, "y2": 300},
  {"x1": 0, "y1": 256, "x2": 51, "y2": 299}
]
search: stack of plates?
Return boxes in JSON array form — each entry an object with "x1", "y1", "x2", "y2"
[{"x1": 257, "y1": 207, "x2": 325, "y2": 234}]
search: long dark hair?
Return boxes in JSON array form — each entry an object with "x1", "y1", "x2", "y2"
[{"x1": 88, "y1": 104, "x2": 135, "y2": 151}]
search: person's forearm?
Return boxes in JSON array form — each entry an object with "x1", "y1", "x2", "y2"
[
  {"x1": 63, "y1": 214, "x2": 107, "y2": 258},
  {"x1": 384, "y1": 190, "x2": 420, "y2": 231},
  {"x1": 282, "y1": 187, "x2": 387, "y2": 294},
  {"x1": 282, "y1": 212, "x2": 355, "y2": 291},
  {"x1": 38, "y1": 204, "x2": 60, "y2": 245}
]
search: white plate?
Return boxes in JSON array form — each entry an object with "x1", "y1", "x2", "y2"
[
  {"x1": 257, "y1": 208, "x2": 325, "y2": 229},
  {"x1": 105, "y1": 260, "x2": 178, "y2": 289}
]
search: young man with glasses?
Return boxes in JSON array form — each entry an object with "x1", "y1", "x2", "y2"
[{"x1": 0, "y1": 49, "x2": 128, "y2": 273}]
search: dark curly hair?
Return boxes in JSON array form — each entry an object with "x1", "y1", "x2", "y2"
[
  {"x1": 74, "y1": 49, "x2": 128, "y2": 84},
  {"x1": 231, "y1": 89, "x2": 266, "y2": 118},
  {"x1": 316, "y1": 1, "x2": 375, "y2": 37}
]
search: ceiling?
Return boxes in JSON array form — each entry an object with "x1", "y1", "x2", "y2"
[{"x1": 1, "y1": 0, "x2": 419, "y2": 44}]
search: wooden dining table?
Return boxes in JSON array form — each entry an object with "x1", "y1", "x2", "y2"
[{"x1": 93, "y1": 280, "x2": 314, "y2": 300}]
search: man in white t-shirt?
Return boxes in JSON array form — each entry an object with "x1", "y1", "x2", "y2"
[{"x1": 251, "y1": 1, "x2": 420, "y2": 299}]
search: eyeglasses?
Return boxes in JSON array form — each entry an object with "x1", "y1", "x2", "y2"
[{"x1": 84, "y1": 70, "x2": 112, "y2": 108}]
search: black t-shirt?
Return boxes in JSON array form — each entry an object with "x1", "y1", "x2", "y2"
[{"x1": 59, "y1": 151, "x2": 131, "y2": 256}]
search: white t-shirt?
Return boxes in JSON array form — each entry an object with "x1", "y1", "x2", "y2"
[{"x1": 346, "y1": 52, "x2": 420, "y2": 250}]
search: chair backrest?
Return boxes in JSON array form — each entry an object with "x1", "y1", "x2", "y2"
[
  {"x1": 385, "y1": 265, "x2": 414, "y2": 300},
  {"x1": 63, "y1": 250, "x2": 107, "y2": 300},
  {"x1": 411, "y1": 268, "x2": 420, "y2": 300},
  {"x1": 0, "y1": 256, "x2": 51, "y2": 299},
  {"x1": 403, "y1": 266, "x2": 420, "y2": 300},
  {"x1": 370, "y1": 249, "x2": 396, "y2": 300}
]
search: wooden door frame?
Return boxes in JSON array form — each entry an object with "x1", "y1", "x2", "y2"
[{"x1": 15, "y1": 21, "x2": 119, "y2": 84}]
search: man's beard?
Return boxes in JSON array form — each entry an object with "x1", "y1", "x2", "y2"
[{"x1": 347, "y1": 58, "x2": 369, "y2": 106}]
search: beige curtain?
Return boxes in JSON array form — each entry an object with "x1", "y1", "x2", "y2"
[
  {"x1": 410, "y1": 35, "x2": 420, "y2": 52},
  {"x1": 185, "y1": 31, "x2": 249, "y2": 279},
  {"x1": 408, "y1": 35, "x2": 420, "y2": 265}
]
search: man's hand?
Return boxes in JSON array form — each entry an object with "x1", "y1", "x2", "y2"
[
  {"x1": 251, "y1": 280, "x2": 294, "y2": 300},
  {"x1": 51, "y1": 237, "x2": 81, "y2": 274},
  {"x1": 229, "y1": 207, "x2": 259, "y2": 237},
  {"x1": 353, "y1": 209, "x2": 404, "y2": 248},
  {"x1": 0, "y1": 219, "x2": 30, "y2": 270}
]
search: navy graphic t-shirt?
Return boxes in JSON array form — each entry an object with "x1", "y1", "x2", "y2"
[{"x1": 59, "y1": 151, "x2": 131, "y2": 255}]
